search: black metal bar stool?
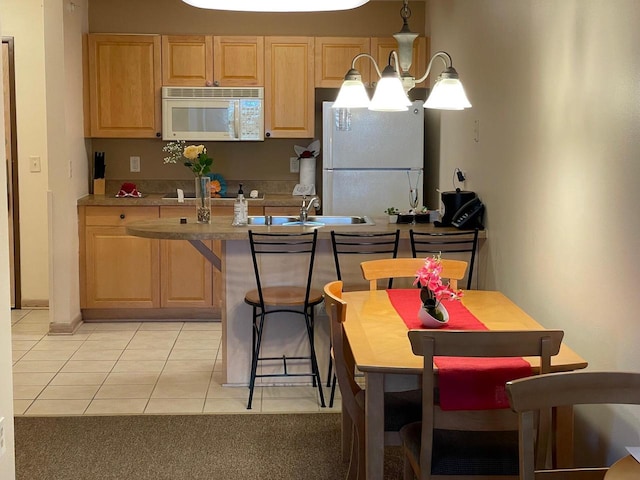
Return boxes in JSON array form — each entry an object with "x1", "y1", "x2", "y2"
[
  {"x1": 409, "y1": 228, "x2": 479, "y2": 290},
  {"x1": 244, "y1": 230, "x2": 325, "y2": 410},
  {"x1": 327, "y1": 230, "x2": 400, "y2": 407}
]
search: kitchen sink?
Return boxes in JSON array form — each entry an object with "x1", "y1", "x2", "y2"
[
  {"x1": 246, "y1": 215, "x2": 375, "y2": 226},
  {"x1": 162, "y1": 192, "x2": 264, "y2": 200}
]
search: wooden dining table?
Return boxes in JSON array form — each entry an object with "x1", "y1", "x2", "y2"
[{"x1": 341, "y1": 289, "x2": 588, "y2": 480}]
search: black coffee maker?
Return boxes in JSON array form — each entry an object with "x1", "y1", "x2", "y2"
[{"x1": 436, "y1": 189, "x2": 477, "y2": 227}]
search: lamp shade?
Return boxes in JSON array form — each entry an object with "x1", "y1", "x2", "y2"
[
  {"x1": 425, "y1": 72, "x2": 472, "y2": 110},
  {"x1": 333, "y1": 80, "x2": 370, "y2": 109},
  {"x1": 182, "y1": 0, "x2": 369, "y2": 11},
  {"x1": 368, "y1": 70, "x2": 412, "y2": 112}
]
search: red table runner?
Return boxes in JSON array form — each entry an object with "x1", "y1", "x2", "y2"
[{"x1": 387, "y1": 289, "x2": 532, "y2": 410}]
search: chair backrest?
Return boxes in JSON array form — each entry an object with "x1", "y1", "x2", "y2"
[
  {"x1": 360, "y1": 257, "x2": 468, "y2": 291},
  {"x1": 507, "y1": 371, "x2": 640, "y2": 480},
  {"x1": 323, "y1": 281, "x2": 364, "y2": 428},
  {"x1": 410, "y1": 229, "x2": 479, "y2": 290},
  {"x1": 248, "y1": 230, "x2": 318, "y2": 307},
  {"x1": 331, "y1": 230, "x2": 400, "y2": 289},
  {"x1": 407, "y1": 329, "x2": 564, "y2": 480}
]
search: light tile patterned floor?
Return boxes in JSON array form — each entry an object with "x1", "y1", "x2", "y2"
[{"x1": 11, "y1": 309, "x2": 339, "y2": 416}]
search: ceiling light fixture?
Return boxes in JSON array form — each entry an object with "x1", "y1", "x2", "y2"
[
  {"x1": 334, "y1": 0, "x2": 472, "y2": 111},
  {"x1": 181, "y1": 0, "x2": 370, "y2": 12}
]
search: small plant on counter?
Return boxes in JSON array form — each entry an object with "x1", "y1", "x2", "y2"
[
  {"x1": 385, "y1": 207, "x2": 400, "y2": 215},
  {"x1": 163, "y1": 140, "x2": 213, "y2": 177}
]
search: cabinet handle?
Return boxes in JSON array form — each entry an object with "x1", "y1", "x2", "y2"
[
  {"x1": 213, "y1": 80, "x2": 220, "y2": 87},
  {"x1": 265, "y1": 132, "x2": 271, "y2": 138},
  {"x1": 156, "y1": 132, "x2": 161, "y2": 138},
  {"x1": 120, "y1": 214, "x2": 125, "y2": 219}
]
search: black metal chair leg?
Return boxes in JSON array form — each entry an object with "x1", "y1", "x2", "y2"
[
  {"x1": 247, "y1": 310, "x2": 265, "y2": 410},
  {"x1": 329, "y1": 373, "x2": 337, "y2": 408},
  {"x1": 326, "y1": 345, "x2": 333, "y2": 387},
  {"x1": 304, "y1": 311, "x2": 325, "y2": 407}
]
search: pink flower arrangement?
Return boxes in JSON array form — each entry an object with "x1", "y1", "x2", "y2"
[{"x1": 414, "y1": 255, "x2": 463, "y2": 311}]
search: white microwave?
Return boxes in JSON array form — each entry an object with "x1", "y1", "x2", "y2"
[{"x1": 162, "y1": 86, "x2": 264, "y2": 141}]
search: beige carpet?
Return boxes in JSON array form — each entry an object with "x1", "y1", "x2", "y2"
[{"x1": 15, "y1": 413, "x2": 403, "y2": 479}]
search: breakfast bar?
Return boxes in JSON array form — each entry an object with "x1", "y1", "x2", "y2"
[{"x1": 125, "y1": 215, "x2": 484, "y2": 385}]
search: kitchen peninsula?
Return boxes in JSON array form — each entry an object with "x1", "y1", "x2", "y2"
[{"x1": 124, "y1": 214, "x2": 484, "y2": 385}]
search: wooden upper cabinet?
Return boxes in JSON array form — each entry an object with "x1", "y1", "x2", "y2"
[
  {"x1": 264, "y1": 37, "x2": 314, "y2": 139},
  {"x1": 161, "y1": 35, "x2": 213, "y2": 86},
  {"x1": 87, "y1": 34, "x2": 161, "y2": 138},
  {"x1": 213, "y1": 36, "x2": 264, "y2": 86},
  {"x1": 370, "y1": 36, "x2": 429, "y2": 88},
  {"x1": 314, "y1": 37, "x2": 370, "y2": 88}
]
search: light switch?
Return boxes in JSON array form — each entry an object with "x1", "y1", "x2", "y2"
[
  {"x1": 29, "y1": 155, "x2": 41, "y2": 172},
  {"x1": 130, "y1": 156, "x2": 141, "y2": 173}
]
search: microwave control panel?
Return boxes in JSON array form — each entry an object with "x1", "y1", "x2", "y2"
[{"x1": 239, "y1": 99, "x2": 264, "y2": 141}]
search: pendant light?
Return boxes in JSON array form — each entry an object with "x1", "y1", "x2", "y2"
[{"x1": 182, "y1": 0, "x2": 369, "y2": 12}]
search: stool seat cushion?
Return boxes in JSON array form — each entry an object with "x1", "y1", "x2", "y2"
[{"x1": 245, "y1": 286, "x2": 323, "y2": 307}]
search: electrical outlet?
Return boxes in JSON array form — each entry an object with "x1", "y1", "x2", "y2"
[
  {"x1": 289, "y1": 157, "x2": 300, "y2": 173},
  {"x1": 29, "y1": 155, "x2": 41, "y2": 172},
  {"x1": 130, "y1": 156, "x2": 141, "y2": 173}
]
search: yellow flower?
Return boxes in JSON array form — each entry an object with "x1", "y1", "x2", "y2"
[{"x1": 184, "y1": 144, "x2": 205, "y2": 160}]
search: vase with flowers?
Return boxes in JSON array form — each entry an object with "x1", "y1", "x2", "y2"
[
  {"x1": 414, "y1": 254, "x2": 464, "y2": 328},
  {"x1": 163, "y1": 140, "x2": 214, "y2": 223}
]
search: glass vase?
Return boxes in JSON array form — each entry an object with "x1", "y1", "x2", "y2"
[{"x1": 195, "y1": 176, "x2": 211, "y2": 224}]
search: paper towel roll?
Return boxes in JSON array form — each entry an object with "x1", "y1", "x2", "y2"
[{"x1": 299, "y1": 157, "x2": 316, "y2": 187}]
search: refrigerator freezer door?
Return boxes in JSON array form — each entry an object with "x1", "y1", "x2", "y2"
[
  {"x1": 323, "y1": 101, "x2": 424, "y2": 170},
  {"x1": 323, "y1": 169, "x2": 423, "y2": 217}
]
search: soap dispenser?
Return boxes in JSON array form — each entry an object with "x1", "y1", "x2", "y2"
[{"x1": 232, "y1": 183, "x2": 248, "y2": 226}]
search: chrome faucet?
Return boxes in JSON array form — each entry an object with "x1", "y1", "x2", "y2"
[{"x1": 300, "y1": 196, "x2": 320, "y2": 222}]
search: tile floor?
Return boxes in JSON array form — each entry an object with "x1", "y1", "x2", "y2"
[{"x1": 11, "y1": 309, "x2": 338, "y2": 416}]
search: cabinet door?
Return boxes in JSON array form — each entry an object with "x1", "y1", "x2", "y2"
[
  {"x1": 314, "y1": 37, "x2": 370, "y2": 88},
  {"x1": 213, "y1": 36, "x2": 264, "y2": 86},
  {"x1": 264, "y1": 37, "x2": 314, "y2": 138},
  {"x1": 159, "y1": 206, "x2": 213, "y2": 308},
  {"x1": 370, "y1": 36, "x2": 428, "y2": 87},
  {"x1": 85, "y1": 227, "x2": 160, "y2": 308},
  {"x1": 88, "y1": 34, "x2": 161, "y2": 138},
  {"x1": 161, "y1": 35, "x2": 213, "y2": 86}
]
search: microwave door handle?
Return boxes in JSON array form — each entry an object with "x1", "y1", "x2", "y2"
[{"x1": 232, "y1": 101, "x2": 240, "y2": 140}]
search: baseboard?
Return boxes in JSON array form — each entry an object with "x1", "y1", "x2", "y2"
[
  {"x1": 21, "y1": 299, "x2": 49, "y2": 308},
  {"x1": 81, "y1": 308, "x2": 221, "y2": 321},
  {"x1": 48, "y1": 312, "x2": 83, "y2": 335}
]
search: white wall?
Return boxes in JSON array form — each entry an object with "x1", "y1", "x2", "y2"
[
  {"x1": 430, "y1": 0, "x2": 640, "y2": 464},
  {"x1": 0, "y1": 0, "x2": 50, "y2": 306},
  {"x1": 0, "y1": 18, "x2": 17, "y2": 480}
]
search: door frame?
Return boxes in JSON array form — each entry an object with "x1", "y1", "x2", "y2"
[{"x1": 3, "y1": 37, "x2": 21, "y2": 308}]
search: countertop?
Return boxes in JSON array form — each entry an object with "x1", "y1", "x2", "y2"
[
  {"x1": 78, "y1": 193, "x2": 305, "y2": 207},
  {"x1": 125, "y1": 215, "x2": 484, "y2": 241}
]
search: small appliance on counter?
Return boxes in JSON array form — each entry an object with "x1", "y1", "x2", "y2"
[{"x1": 436, "y1": 189, "x2": 484, "y2": 229}]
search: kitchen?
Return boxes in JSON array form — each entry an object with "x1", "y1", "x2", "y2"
[{"x1": 1, "y1": 0, "x2": 640, "y2": 478}]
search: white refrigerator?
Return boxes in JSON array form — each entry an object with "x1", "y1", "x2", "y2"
[{"x1": 322, "y1": 100, "x2": 424, "y2": 217}]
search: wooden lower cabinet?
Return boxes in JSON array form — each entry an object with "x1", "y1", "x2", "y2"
[
  {"x1": 82, "y1": 206, "x2": 160, "y2": 309},
  {"x1": 160, "y1": 206, "x2": 218, "y2": 311}
]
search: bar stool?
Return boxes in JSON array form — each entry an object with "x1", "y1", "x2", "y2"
[
  {"x1": 327, "y1": 230, "x2": 400, "y2": 407},
  {"x1": 409, "y1": 228, "x2": 479, "y2": 290},
  {"x1": 244, "y1": 230, "x2": 325, "y2": 410}
]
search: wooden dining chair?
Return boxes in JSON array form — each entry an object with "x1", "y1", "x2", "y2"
[
  {"x1": 507, "y1": 371, "x2": 640, "y2": 480},
  {"x1": 401, "y1": 329, "x2": 564, "y2": 480},
  {"x1": 409, "y1": 229, "x2": 480, "y2": 289},
  {"x1": 360, "y1": 257, "x2": 468, "y2": 291},
  {"x1": 324, "y1": 281, "x2": 422, "y2": 480}
]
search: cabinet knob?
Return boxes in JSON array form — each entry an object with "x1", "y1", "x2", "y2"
[
  {"x1": 120, "y1": 214, "x2": 125, "y2": 219},
  {"x1": 265, "y1": 132, "x2": 271, "y2": 138},
  {"x1": 156, "y1": 132, "x2": 161, "y2": 138},
  {"x1": 213, "y1": 80, "x2": 220, "y2": 87}
]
